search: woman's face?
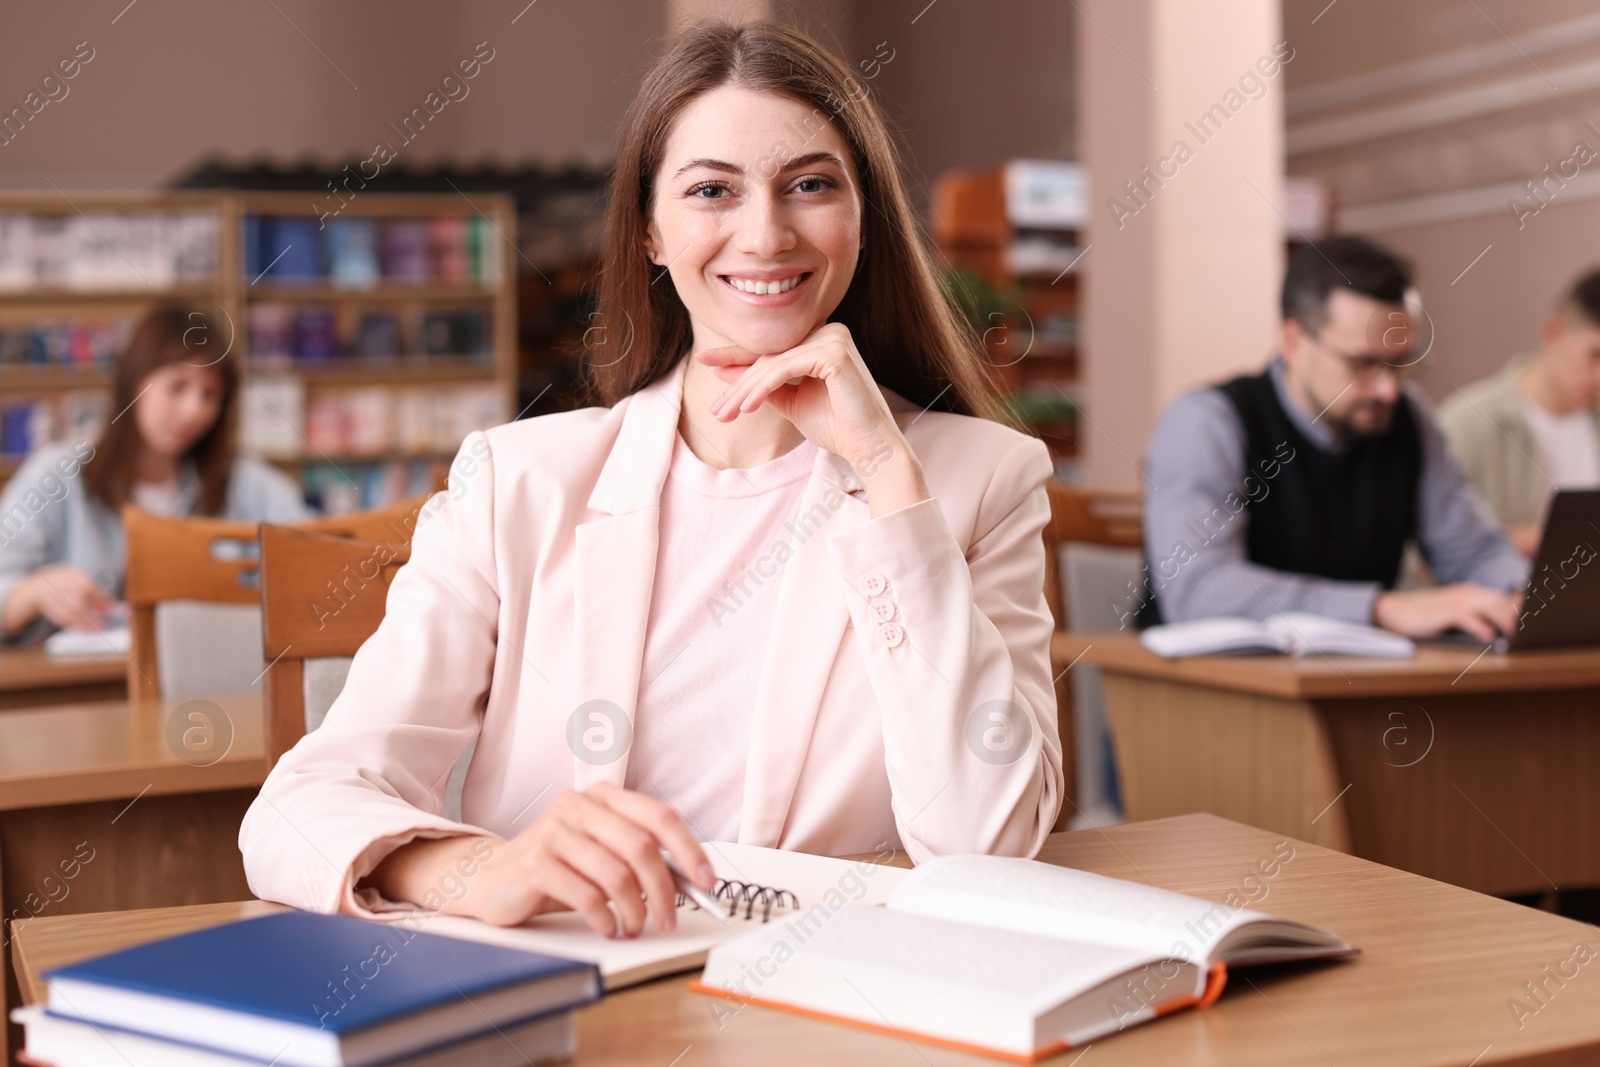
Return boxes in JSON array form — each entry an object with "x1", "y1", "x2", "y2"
[
  {"x1": 134, "y1": 360, "x2": 224, "y2": 461},
  {"x1": 645, "y1": 85, "x2": 864, "y2": 358}
]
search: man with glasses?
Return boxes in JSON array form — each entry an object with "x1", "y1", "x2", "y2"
[{"x1": 1130, "y1": 236, "x2": 1526, "y2": 640}]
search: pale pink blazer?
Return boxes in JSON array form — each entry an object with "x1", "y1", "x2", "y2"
[{"x1": 239, "y1": 355, "x2": 1063, "y2": 915}]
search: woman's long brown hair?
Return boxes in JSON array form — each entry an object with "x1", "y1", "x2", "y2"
[
  {"x1": 587, "y1": 17, "x2": 1012, "y2": 424},
  {"x1": 83, "y1": 305, "x2": 239, "y2": 515}
]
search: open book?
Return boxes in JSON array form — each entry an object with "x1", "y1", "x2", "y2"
[
  {"x1": 423, "y1": 842, "x2": 907, "y2": 990},
  {"x1": 691, "y1": 854, "x2": 1355, "y2": 1062},
  {"x1": 1140, "y1": 612, "x2": 1415, "y2": 659}
]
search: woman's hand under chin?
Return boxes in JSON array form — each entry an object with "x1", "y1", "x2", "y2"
[
  {"x1": 696, "y1": 322, "x2": 916, "y2": 483},
  {"x1": 696, "y1": 323, "x2": 930, "y2": 516}
]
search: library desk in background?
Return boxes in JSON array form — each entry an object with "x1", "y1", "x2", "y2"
[
  {"x1": 14, "y1": 814, "x2": 1600, "y2": 1067},
  {"x1": 0, "y1": 691, "x2": 262, "y2": 1064},
  {"x1": 0, "y1": 649, "x2": 125, "y2": 710},
  {"x1": 1058, "y1": 632, "x2": 1600, "y2": 898}
]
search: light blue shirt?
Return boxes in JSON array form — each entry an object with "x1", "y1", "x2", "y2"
[
  {"x1": 1136, "y1": 357, "x2": 1528, "y2": 626},
  {"x1": 0, "y1": 439, "x2": 312, "y2": 642}
]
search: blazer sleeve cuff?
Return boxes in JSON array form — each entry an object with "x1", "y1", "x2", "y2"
[
  {"x1": 824, "y1": 497, "x2": 962, "y2": 638},
  {"x1": 242, "y1": 798, "x2": 480, "y2": 919}
]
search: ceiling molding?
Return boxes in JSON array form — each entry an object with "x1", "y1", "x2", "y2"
[
  {"x1": 1337, "y1": 167, "x2": 1600, "y2": 233},
  {"x1": 1287, "y1": 56, "x2": 1600, "y2": 156},
  {"x1": 1288, "y1": 12, "x2": 1600, "y2": 120}
]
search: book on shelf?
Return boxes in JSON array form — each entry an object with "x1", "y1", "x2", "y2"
[
  {"x1": 0, "y1": 210, "x2": 218, "y2": 290},
  {"x1": 0, "y1": 392, "x2": 107, "y2": 459},
  {"x1": 0, "y1": 316, "x2": 132, "y2": 369},
  {"x1": 1003, "y1": 159, "x2": 1086, "y2": 230},
  {"x1": 247, "y1": 303, "x2": 492, "y2": 367},
  {"x1": 29, "y1": 911, "x2": 599, "y2": 1067},
  {"x1": 1140, "y1": 613, "x2": 1416, "y2": 659},
  {"x1": 301, "y1": 458, "x2": 446, "y2": 515},
  {"x1": 244, "y1": 213, "x2": 500, "y2": 288},
  {"x1": 692, "y1": 852, "x2": 1354, "y2": 1062}
]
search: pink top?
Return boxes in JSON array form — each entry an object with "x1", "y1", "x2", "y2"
[{"x1": 623, "y1": 431, "x2": 819, "y2": 842}]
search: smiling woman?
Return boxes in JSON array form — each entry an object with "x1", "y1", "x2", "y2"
[{"x1": 240, "y1": 18, "x2": 1062, "y2": 944}]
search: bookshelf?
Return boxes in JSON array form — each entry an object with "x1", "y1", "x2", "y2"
[
  {"x1": 932, "y1": 161, "x2": 1084, "y2": 479},
  {"x1": 931, "y1": 164, "x2": 1332, "y2": 483},
  {"x1": 0, "y1": 190, "x2": 518, "y2": 514}
]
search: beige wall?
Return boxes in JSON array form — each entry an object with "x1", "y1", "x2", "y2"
[
  {"x1": 1283, "y1": 0, "x2": 1600, "y2": 401},
  {"x1": 0, "y1": 0, "x2": 1075, "y2": 207},
  {"x1": 0, "y1": 0, "x2": 667, "y2": 188},
  {"x1": 1079, "y1": 0, "x2": 1286, "y2": 488},
  {"x1": 855, "y1": 0, "x2": 1076, "y2": 210}
]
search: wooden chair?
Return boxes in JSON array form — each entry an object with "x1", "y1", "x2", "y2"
[
  {"x1": 258, "y1": 524, "x2": 411, "y2": 772},
  {"x1": 122, "y1": 492, "x2": 433, "y2": 701},
  {"x1": 123, "y1": 508, "x2": 266, "y2": 702},
  {"x1": 301, "y1": 492, "x2": 435, "y2": 544},
  {"x1": 1041, "y1": 481, "x2": 1144, "y2": 832}
]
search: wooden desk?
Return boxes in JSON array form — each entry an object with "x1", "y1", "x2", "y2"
[
  {"x1": 0, "y1": 650, "x2": 125, "y2": 711},
  {"x1": 0, "y1": 692, "x2": 263, "y2": 1065},
  {"x1": 14, "y1": 814, "x2": 1600, "y2": 1066},
  {"x1": 1056, "y1": 632, "x2": 1600, "y2": 898}
]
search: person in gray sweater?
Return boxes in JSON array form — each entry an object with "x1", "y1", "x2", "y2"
[{"x1": 0, "y1": 305, "x2": 310, "y2": 644}]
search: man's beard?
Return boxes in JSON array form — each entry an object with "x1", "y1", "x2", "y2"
[{"x1": 1326, "y1": 398, "x2": 1396, "y2": 438}]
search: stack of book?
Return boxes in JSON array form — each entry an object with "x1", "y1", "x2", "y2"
[
  {"x1": 0, "y1": 211, "x2": 218, "y2": 290},
  {"x1": 14, "y1": 911, "x2": 600, "y2": 1067},
  {"x1": 244, "y1": 215, "x2": 499, "y2": 288}
]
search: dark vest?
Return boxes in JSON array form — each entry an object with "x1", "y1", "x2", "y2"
[{"x1": 1134, "y1": 369, "x2": 1422, "y2": 628}]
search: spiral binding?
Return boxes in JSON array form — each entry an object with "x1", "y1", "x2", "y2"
[{"x1": 675, "y1": 878, "x2": 800, "y2": 922}]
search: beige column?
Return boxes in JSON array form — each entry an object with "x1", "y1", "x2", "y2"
[{"x1": 1078, "y1": 0, "x2": 1287, "y2": 488}]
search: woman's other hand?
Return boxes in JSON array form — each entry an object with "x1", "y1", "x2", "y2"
[{"x1": 12, "y1": 564, "x2": 115, "y2": 633}]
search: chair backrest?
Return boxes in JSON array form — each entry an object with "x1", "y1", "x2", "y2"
[
  {"x1": 1042, "y1": 481, "x2": 1144, "y2": 833},
  {"x1": 121, "y1": 493, "x2": 433, "y2": 702},
  {"x1": 123, "y1": 508, "x2": 265, "y2": 702},
  {"x1": 1041, "y1": 482, "x2": 1143, "y2": 629},
  {"x1": 259, "y1": 523, "x2": 411, "y2": 772},
  {"x1": 300, "y1": 493, "x2": 433, "y2": 544}
]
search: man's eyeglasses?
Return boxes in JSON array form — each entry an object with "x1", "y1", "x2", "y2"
[{"x1": 1303, "y1": 327, "x2": 1415, "y2": 380}]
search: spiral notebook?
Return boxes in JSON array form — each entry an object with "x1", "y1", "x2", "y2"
[{"x1": 423, "y1": 842, "x2": 909, "y2": 990}]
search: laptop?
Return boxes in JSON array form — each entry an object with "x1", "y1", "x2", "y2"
[
  {"x1": 1426, "y1": 489, "x2": 1600, "y2": 651},
  {"x1": 1508, "y1": 488, "x2": 1600, "y2": 650}
]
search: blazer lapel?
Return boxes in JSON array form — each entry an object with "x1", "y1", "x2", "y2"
[
  {"x1": 570, "y1": 363, "x2": 685, "y2": 792},
  {"x1": 737, "y1": 448, "x2": 870, "y2": 847}
]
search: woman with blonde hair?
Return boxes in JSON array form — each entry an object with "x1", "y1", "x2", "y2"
[{"x1": 242, "y1": 18, "x2": 1061, "y2": 939}]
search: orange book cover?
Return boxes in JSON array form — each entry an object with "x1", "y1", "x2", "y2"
[{"x1": 688, "y1": 961, "x2": 1228, "y2": 1062}]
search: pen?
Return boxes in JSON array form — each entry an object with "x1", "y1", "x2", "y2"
[{"x1": 663, "y1": 853, "x2": 730, "y2": 924}]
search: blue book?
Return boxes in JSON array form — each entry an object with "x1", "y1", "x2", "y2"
[
  {"x1": 44, "y1": 911, "x2": 602, "y2": 1067},
  {"x1": 262, "y1": 217, "x2": 324, "y2": 282}
]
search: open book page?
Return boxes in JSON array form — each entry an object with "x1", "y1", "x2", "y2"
[
  {"x1": 698, "y1": 904, "x2": 1203, "y2": 1054},
  {"x1": 1139, "y1": 617, "x2": 1286, "y2": 658},
  {"x1": 1267, "y1": 613, "x2": 1415, "y2": 658},
  {"x1": 422, "y1": 844, "x2": 908, "y2": 990},
  {"x1": 886, "y1": 855, "x2": 1348, "y2": 968}
]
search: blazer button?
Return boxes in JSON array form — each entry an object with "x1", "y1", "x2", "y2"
[
  {"x1": 870, "y1": 596, "x2": 896, "y2": 622},
  {"x1": 862, "y1": 571, "x2": 888, "y2": 596},
  {"x1": 878, "y1": 622, "x2": 905, "y2": 648}
]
